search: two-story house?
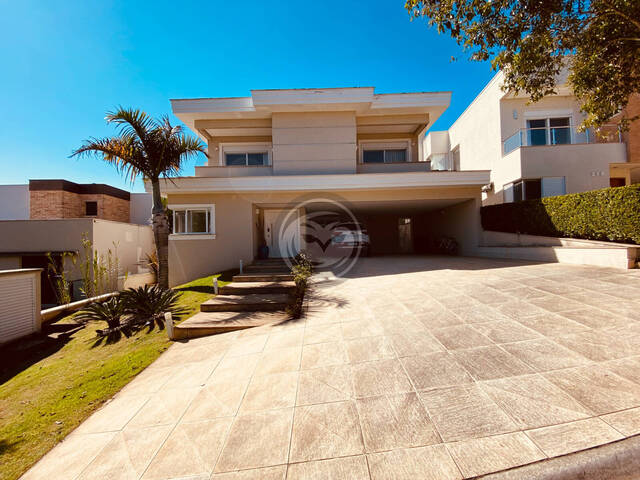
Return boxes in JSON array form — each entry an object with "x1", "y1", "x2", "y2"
[
  {"x1": 425, "y1": 71, "x2": 638, "y2": 205},
  {"x1": 163, "y1": 87, "x2": 491, "y2": 286}
]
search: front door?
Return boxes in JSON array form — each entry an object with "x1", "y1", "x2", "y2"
[{"x1": 264, "y1": 209, "x2": 300, "y2": 258}]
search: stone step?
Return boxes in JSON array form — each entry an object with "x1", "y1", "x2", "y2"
[
  {"x1": 200, "y1": 293, "x2": 292, "y2": 312},
  {"x1": 173, "y1": 311, "x2": 289, "y2": 339},
  {"x1": 244, "y1": 265, "x2": 291, "y2": 273},
  {"x1": 233, "y1": 273, "x2": 295, "y2": 282},
  {"x1": 252, "y1": 258, "x2": 291, "y2": 265},
  {"x1": 219, "y1": 281, "x2": 296, "y2": 295}
]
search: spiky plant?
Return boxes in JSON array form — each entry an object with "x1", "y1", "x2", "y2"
[
  {"x1": 75, "y1": 296, "x2": 130, "y2": 338},
  {"x1": 71, "y1": 108, "x2": 207, "y2": 288},
  {"x1": 120, "y1": 285, "x2": 186, "y2": 329}
]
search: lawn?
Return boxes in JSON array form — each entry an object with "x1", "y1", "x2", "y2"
[{"x1": 0, "y1": 272, "x2": 232, "y2": 480}]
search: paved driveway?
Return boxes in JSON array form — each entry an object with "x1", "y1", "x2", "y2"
[{"x1": 22, "y1": 256, "x2": 640, "y2": 479}]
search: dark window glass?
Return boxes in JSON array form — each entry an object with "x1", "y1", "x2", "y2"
[
  {"x1": 85, "y1": 201, "x2": 98, "y2": 216},
  {"x1": 527, "y1": 119, "x2": 547, "y2": 146},
  {"x1": 524, "y1": 179, "x2": 542, "y2": 200},
  {"x1": 225, "y1": 153, "x2": 246, "y2": 166},
  {"x1": 513, "y1": 181, "x2": 524, "y2": 202},
  {"x1": 385, "y1": 149, "x2": 407, "y2": 163},
  {"x1": 189, "y1": 210, "x2": 208, "y2": 233},
  {"x1": 550, "y1": 117, "x2": 571, "y2": 145},
  {"x1": 363, "y1": 150, "x2": 385, "y2": 163},
  {"x1": 247, "y1": 153, "x2": 267, "y2": 165}
]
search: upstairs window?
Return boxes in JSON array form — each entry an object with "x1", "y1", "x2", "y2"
[
  {"x1": 362, "y1": 149, "x2": 407, "y2": 164},
  {"x1": 225, "y1": 152, "x2": 268, "y2": 166},
  {"x1": 526, "y1": 117, "x2": 571, "y2": 146},
  {"x1": 85, "y1": 201, "x2": 98, "y2": 216},
  {"x1": 172, "y1": 205, "x2": 215, "y2": 235}
]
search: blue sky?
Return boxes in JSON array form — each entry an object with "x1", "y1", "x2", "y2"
[{"x1": 0, "y1": 0, "x2": 494, "y2": 192}]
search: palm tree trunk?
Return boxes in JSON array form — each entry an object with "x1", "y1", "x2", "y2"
[{"x1": 151, "y1": 179, "x2": 170, "y2": 289}]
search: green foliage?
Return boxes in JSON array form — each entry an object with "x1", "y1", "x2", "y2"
[
  {"x1": 74, "y1": 296, "x2": 131, "y2": 340},
  {"x1": 405, "y1": 0, "x2": 640, "y2": 129},
  {"x1": 481, "y1": 184, "x2": 640, "y2": 244},
  {"x1": 46, "y1": 252, "x2": 76, "y2": 305},
  {"x1": 288, "y1": 252, "x2": 313, "y2": 318},
  {"x1": 120, "y1": 285, "x2": 187, "y2": 329},
  {"x1": 78, "y1": 233, "x2": 122, "y2": 298}
]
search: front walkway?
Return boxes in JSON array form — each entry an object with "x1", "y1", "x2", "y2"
[{"x1": 22, "y1": 256, "x2": 640, "y2": 479}]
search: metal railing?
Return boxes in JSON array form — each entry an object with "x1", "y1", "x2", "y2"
[{"x1": 503, "y1": 125, "x2": 622, "y2": 155}]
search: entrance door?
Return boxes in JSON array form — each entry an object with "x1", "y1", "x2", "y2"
[{"x1": 264, "y1": 209, "x2": 299, "y2": 258}]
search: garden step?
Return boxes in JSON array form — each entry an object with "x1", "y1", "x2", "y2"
[
  {"x1": 251, "y1": 258, "x2": 291, "y2": 265},
  {"x1": 244, "y1": 265, "x2": 291, "y2": 273},
  {"x1": 173, "y1": 311, "x2": 290, "y2": 338},
  {"x1": 233, "y1": 273, "x2": 295, "y2": 282},
  {"x1": 219, "y1": 281, "x2": 296, "y2": 295},
  {"x1": 200, "y1": 293, "x2": 292, "y2": 312}
]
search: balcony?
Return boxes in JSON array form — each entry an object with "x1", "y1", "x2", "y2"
[
  {"x1": 356, "y1": 161, "x2": 431, "y2": 174},
  {"x1": 503, "y1": 125, "x2": 622, "y2": 155}
]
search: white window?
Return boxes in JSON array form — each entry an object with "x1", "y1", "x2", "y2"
[
  {"x1": 170, "y1": 204, "x2": 215, "y2": 237},
  {"x1": 526, "y1": 117, "x2": 571, "y2": 146}
]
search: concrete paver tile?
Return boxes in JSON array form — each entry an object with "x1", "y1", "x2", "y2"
[
  {"x1": 286, "y1": 456, "x2": 369, "y2": 480},
  {"x1": 419, "y1": 384, "x2": 517, "y2": 442},
  {"x1": 289, "y1": 401, "x2": 364, "y2": 463},
  {"x1": 215, "y1": 409, "x2": 294, "y2": 472},
  {"x1": 526, "y1": 417, "x2": 623, "y2": 457},
  {"x1": 446, "y1": 432, "x2": 545, "y2": 478},
  {"x1": 351, "y1": 358, "x2": 414, "y2": 398},
  {"x1": 356, "y1": 392, "x2": 440, "y2": 452},
  {"x1": 453, "y1": 345, "x2": 534, "y2": 381},
  {"x1": 367, "y1": 445, "x2": 462, "y2": 480},
  {"x1": 401, "y1": 352, "x2": 473, "y2": 390}
]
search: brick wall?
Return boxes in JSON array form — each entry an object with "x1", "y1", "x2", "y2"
[
  {"x1": 622, "y1": 94, "x2": 640, "y2": 165},
  {"x1": 30, "y1": 190, "x2": 130, "y2": 222}
]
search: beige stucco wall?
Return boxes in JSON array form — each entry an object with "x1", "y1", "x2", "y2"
[
  {"x1": 271, "y1": 112, "x2": 357, "y2": 174},
  {"x1": 166, "y1": 186, "x2": 483, "y2": 286},
  {"x1": 92, "y1": 220, "x2": 155, "y2": 276},
  {"x1": 0, "y1": 219, "x2": 154, "y2": 282},
  {"x1": 499, "y1": 95, "x2": 586, "y2": 141},
  {"x1": 447, "y1": 73, "x2": 504, "y2": 172}
]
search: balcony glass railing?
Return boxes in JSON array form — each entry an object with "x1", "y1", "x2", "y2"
[{"x1": 502, "y1": 125, "x2": 621, "y2": 155}]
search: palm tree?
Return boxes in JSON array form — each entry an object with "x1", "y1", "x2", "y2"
[{"x1": 72, "y1": 108, "x2": 206, "y2": 288}]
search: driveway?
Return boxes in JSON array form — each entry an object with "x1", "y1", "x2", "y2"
[{"x1": 22, "y1": 256, "x2": 640, "y2": 479}]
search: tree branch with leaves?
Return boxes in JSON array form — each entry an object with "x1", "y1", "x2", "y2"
[
  {"x1": 406, "y1": 0, "x2": 640, "y2": 129},
  {"x1": 72, "y1": 108, "x2": 207, "y2": 288}
]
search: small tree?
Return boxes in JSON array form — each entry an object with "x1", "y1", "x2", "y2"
[
  {"x1": 72, "y1": 108, "x2": 206, "y2": 288},
  {"x1": 406, "y1": 0, "x2": 640, "y2": 129}
]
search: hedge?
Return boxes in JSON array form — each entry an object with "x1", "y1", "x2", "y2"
[{"x1": 481, "y1": 184, "x2": 640, "y2": 245}]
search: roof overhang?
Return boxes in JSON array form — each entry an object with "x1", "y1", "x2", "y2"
[
  {"x1": 171, "y1": 87, "x2": 451, "y2": 141},
  {"x1": 149, "y1": 171, "x2": 490, "y2": 195}
]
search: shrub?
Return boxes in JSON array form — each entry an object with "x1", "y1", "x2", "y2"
[
  {"x1": 75, "y1": 296, "x2": 131, "y2": 338},
  {"x1": 481, "y1": 185, "x2": 640, "y2": 245},
  {"x1": 287, "y1": 252, "x2": 313, "y2": 318},
  {"x1": 120, "y1": 285, "x2": 186, "y2": 329}
]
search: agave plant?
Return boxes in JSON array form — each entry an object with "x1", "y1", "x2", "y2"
[
  {"x1": 75, "y1": 296, "x2": 131, "y2": 338},
  {"x1": 120, "y1": 285, "x2": 185, "y2": 329}
]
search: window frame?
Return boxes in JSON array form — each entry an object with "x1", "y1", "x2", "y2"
[
  {"x1": 219, "y1": 143, "x2": 272, "y2": 166},
  {"x1": 169, "y1": 204, "x2": 216, "y2": 239},
  {"x1": 85, "y1": 201, "x2": 98, "y2": 217},
  {"x1": 522, "y1": 111, "x2": 574, "y2": 146},
  {"x1": 359, "y1": 140, "x2": 411, "y2": 164}
]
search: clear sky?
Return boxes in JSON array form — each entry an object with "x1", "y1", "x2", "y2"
[{"x1": 0, "y1": 0, "x2": 494, "y2": 192}]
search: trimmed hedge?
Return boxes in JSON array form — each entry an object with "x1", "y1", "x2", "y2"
[{"x1": 481, "y1": 184, "x2": 640, "y2": 245}]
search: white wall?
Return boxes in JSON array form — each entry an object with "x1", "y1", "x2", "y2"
[
  {"x1": 91, "y1": 220, "x2": 155, "y2": 276},
  {"x1": 0, "y1": 269, "x2": 41, "y2": 344},
  {"x1": 130, "y1": 193, "x2": 152, "y2": 225},
  {"x1": 447, "y1": 72, "x2": 505, "y2": 173},
  {"x1": 0, "y1": 185, "x2": 29, "y2": 220}
]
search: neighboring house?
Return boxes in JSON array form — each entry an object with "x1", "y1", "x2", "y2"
[
  {"x1": 161, "y1": 87, "x2": 491, "y2": 286},
  {"x1": 0, "y1": 180, "x2": 154, "y2": 306},
  {"x1": 425, "y1": 71, "x2": 639, "y2": 205}
]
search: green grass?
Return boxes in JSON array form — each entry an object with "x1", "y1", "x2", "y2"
[{"x1": 0, "y1": 272, "x2": 232, "y2": 480}]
